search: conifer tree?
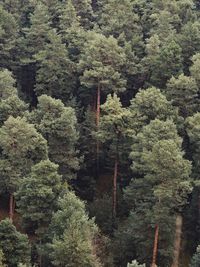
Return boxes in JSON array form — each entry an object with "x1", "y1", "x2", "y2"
[
  {"x1": 0, "y1": 5, "x2": 18, "y2": 67},
  {"x1": 23, "y1": 2, "x2": 52, "y2": 57},
  {"x1": 34, "y1": 29, "x2": 76, "y2": 102},
  {"x1": 29, "y1": 95, "x2": 79, "y2": 181},
  {"x1": 165, "y1": 74, "x2": 199, "y2": 118},
  {"x1": 0, "y1": 116, "x2": 48, "y2": 219},
  {"x1": 0, "y1": 69, "x2": 27, "y2": 125},
  {"x1": 129, "y1": 87, "x2": 178, "y2": 129},
  {"x1": 71, "y1": 0, "x2": 94, "y2": 29},
  {"x1": 79, "y1": 32, "x2": 126, "y2": 126},
  {"x1": 0, "y1": 219, "x2": 30, "y2": 267},
  {"x1": 98, "y1": 94, "x2": 132, "y2": 217},
  {"x1": 16, "y1": 160, "x2": 62, "y2": 234},
  {"x1": 190, "y1": 53, "x2": 200, "y2": 88},
  {"x1": 58, "y1": 0, "x2": 87, "y2": 62},
  {"x1": 47, "y1": 191, "x2": 101, "y2": 267}
]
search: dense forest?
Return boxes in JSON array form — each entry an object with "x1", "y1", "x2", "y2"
[{"x1": 1, "y1": 0, "x2": 200, "y2": 266}]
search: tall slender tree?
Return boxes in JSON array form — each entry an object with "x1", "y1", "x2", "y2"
[{"x1": 0, "y1": 116, "x2": 47, "y2": 219}]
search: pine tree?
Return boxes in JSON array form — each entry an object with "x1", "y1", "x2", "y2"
[
  {"x1": 165, "y1": 74, "x2": 199, "y2": 118},
  {"x1": 129, "y1": 87, "x2": 178, "y2": 129},
  {"x1": 0, "y1": 219, "x2": 30, "y2": 267},
  {"x1": 29, "y1": 95, "x2": 79, "y2": 181},
  {"x1": 16, "y1": 160, "x2": 62, "y2": 235},
  {"x1": 190, "y1": 53, "x2": 200, "y2": 88},
  {"x1": 23, "y1": 2, "x2": 52, "y2": 57},
  {"x1": 0, "y1": 116, "x2": 48, "y2": 219},
  {"x1": 71, "y1": 0, "x2": 94, "y2": 29},
  {"x1": 0, "y1": 69, "x2": 27, "y2": 126},
  {"x1": 79, "y1": 32, "x2": 126, "y2": 126},
  {"x1": 123, "y1": 118, "x2": 191, "y2": 266},
  {"x1": 47, "y1": 191, "x2": 101, "y2": 267},
  {"x1": 34, "y1": 29, "x2": 76, "y2": 102},
  {"x1": 58, "y1": 0, "x2": 87, "y2": 62},
  {"x1": 98, "y1": 0, "x2": 142, "y2": 42},
  {"x1": 0, "y1": 5, "x2": 18, "y2": 68},
  {"x1": 0, "y1": 69, "x2": 17, "y2": 98},
  {"x1": 186, "y1": 112, "x2": 200, "y2": 178},
  {"x1": 97, "y1": 94, "x2": 132, "y2": 217}
]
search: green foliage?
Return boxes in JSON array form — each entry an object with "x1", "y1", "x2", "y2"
[
  {"x1": 0, "y1": 116, "x2": 47, "y2": 193},
  {"x1": 190, "y1": 245, "x2": 200, "y2": 267},
  {"x1": 129, "y1": 87, "x2": 178, "y2": 128},
  {"x1": 29, "y1": 95, "x2": 79, "y2": 181},
  {"x1": 0, "y1": 249, "x2": 7, "y2": 267},
  {"x1": 0, "y1": 5, "x2": 18, "y2": 65},
  {"x1": 0, "y1": 219, "x2": 30, "y2": 267},
  {"x1": 127, "y1": 260, "x2": 145, "y2": 267},
  {"x1": 165, "y1": 74, "x2": 199, "y2": 118},
  {"x1": 98, "y1": 0, "x2": 142, "y2": 43},
  {"x1": 0, "y1": 69, "x2": 17, "y2": 98},
  {"x1": 23, "y1": 2, "x2": 51, "y2": 57},
  {"x1": 48, "y1": 191, "x2": 100, "y2": 267},
  {"x1": 190, "y1": 53, "x2": 200, "y2": 88},
  {"x1": 186, "y1": 113, "x2": 200, "y2": 178},
  {"x1": 34, "y1": 29, "x2": 76, "y2": 102},
  {"x1": 0, "y1": 69, "x2": 27, "y2": 125},
  {"x1": 79, "y1": 32, "x2": 126, "y2": 100},
  {"x1": 16, "y1": 160, "x2": 62, "y2": 234}
]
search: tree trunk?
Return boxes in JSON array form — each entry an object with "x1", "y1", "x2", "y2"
[
  {"x1": 96, "y1": 82, "x2": 101, "y2": 176},
  {"x1": 9, "y1": 193, "x2": 14, "y2": 221},
  {"x1": 112, "y1": 158, "x2": 118, "y2": 218},
  {"x1": 151, "y1": 224, "x2": 159, "y2": 267},
  {"x1": 171, "y1": 214, "x2": 183, "y2": 267}
]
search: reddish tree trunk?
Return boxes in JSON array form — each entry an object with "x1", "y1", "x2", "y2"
[
  {"x1": 96, "y1": 83, "x2": 101, "y2": 176},
  {"x1": 9, "y1": 193, "x2": 14, "y2": 221},
  {"x1": 112, "y1": 158, "x2": 118, "y2": 218},
  {"x1": 151, "y1": 224, "x2": 159, "y2": 267},
  {"x1": 171, "y1": 214, "x2": 183, "y2": 267}
]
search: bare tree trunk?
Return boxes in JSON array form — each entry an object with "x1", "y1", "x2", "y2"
[
  {"x1": 96, "y1": 82, "x2": 101, "y2": 176},
  {"x1": 171, "y1": 214, "x2": 183, "y2": 267},
  {"x1": 151, "y1": 224, "x2": 159, "y2": 267},
  {"x1": 112, "y1": 158, "x2": 118, "y2": 218},
  {"x1": 9, "y1": 193, "x2": 14, "y2": 221}
]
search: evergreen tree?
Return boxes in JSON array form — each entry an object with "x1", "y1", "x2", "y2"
[
  {"x1": 29, "y1": 95, "x2": 79, "y2": 181},
  {"x1": 129, "y1": 87, "x2": 178, "y2": 129},
  {"x1": 0, "y1": 69, "x2": 17, "y2": 98},
  {"x1": 47, "y1": 191, "x2": 100, "y2": 267},
  {"x1": 16, "y1": 160, "x2": 62, "y2": 234},
  {"x1": 0, "y1": 69, "x2": 27, "y2": 125},
  {"x1": 0, "y1": 5, "x2": 18, "y2": 68},
  {"x1": 79, "y1": 32, "x2": 126, "y2": 126},
  {"x1": 98, "y1": 94, "x2": 132, "y2": 217},
  {"x1": 123, "y1": 120, "x2": 191, "y2": 266},
  {"x1": 34, "y1": 29, "x2": 76, "y2": 102},
  {"x1": 186, "y1": 112, "x2": 200, "y2": 178},
  {"x1": 71, "y1": 0, "x2": 94, "y2": 29},
  {"x1": 58, "y1": 0, "x2": 87, "y2": 62},
  {"x1": 0, "y1": 219, "x2": 30, "y2": 267},
  {"x1": 190, "y1": 53, "x2": 200, "y2": 88},
  {"x1": 0, "y1": 116, "x2": 48, "y2": 219},
  {"x1": 23, "y1": 2, "x2": 51, "y2": 57},
  {"x1": 179, "y1": 21, "x2": 200, "y2": 72},
  {"x1": 98, "y1": 0, "x2": 142, "y2": 43},
  {"x1": 165, "y1": 74, "x2": 199, "y2": 118}
]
